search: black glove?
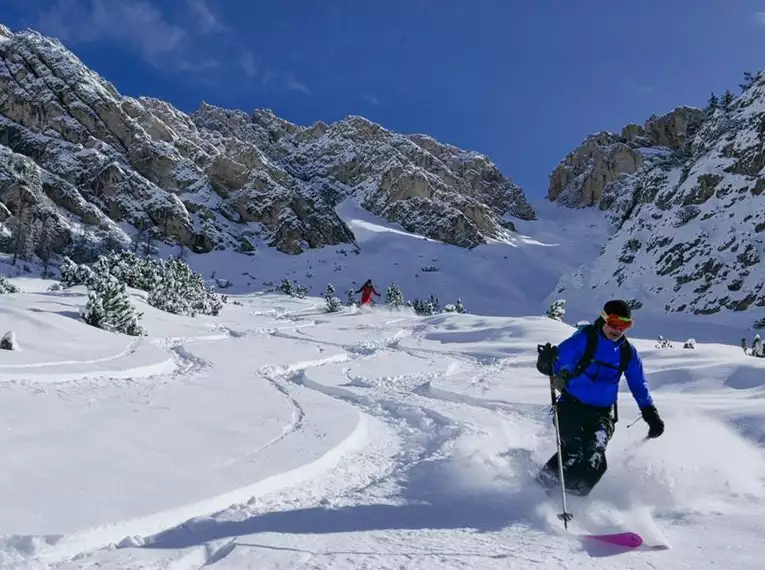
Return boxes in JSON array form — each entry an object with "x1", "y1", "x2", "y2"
[
  {"x1": 554, "y1": 368, "x2": 571, "y2": 392},
  {"x1": 536, "y1": 343, "x2": 558, "y2": 376},
  {"x1": 641, "y1": 405, "x2": 664, "y2": 438}
]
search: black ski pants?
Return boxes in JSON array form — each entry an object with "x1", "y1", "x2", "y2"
[{"x1": 537, "y1": 395, "x2": 615, "y2": 496}]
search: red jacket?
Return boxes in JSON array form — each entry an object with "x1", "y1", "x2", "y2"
[{"x1": 358, "y1": 284, "x2": 380, "y2": 304}]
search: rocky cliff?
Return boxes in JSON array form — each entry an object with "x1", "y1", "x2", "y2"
[
  {"x1": 549, "y1": 75, "x2": 765, "y2": 318},
  {"x1": 0, "y1": 25, "x2": 534, "y2": 263}
]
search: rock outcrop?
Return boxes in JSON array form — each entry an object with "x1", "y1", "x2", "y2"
[
  {"x1": 0, "y1": 26, "x2": 535, "y2": 263},
  {"x1": 548, "y1": 106, "x2": 706, "y2": 208},
  {"x1": 550, "y1": 75, "x2": 765, "y2": 318}
]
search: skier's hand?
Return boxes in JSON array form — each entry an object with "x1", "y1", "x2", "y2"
[
  {"x1": 641, "y1": 405, "x2": 664, "y2": 438},
  {"x1": 553, "y1": 368, "x2": 571, "y2": 392},
  {"x1": 536, "y1": 342, "x2": 558, "y2": 375}
]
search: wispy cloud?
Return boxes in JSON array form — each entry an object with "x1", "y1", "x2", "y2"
[
  {"x1": 261, "y1": 69, "x2": 310, "y2": 95},
  {"x1": 38, "y1": 0, "x2": 186, "y2": 66},
  {"x1": 34, "y1": 0, "x2": 307, "y2": 92},
  {"x1": 186, "y1": 0, "x2": 225, "y2": 34},
  {"x1": 754, "y1": 12, "x2": 765, "y2": 27},
  {"x1": 284, "y1": 75, "x2": 310, "y2": 94},
  {"x1": 364, "y1": 95, "x2": 381, "y2": 106},
  {"x1": 239, "y1": 51, "x2": 258, "y2": 78}
]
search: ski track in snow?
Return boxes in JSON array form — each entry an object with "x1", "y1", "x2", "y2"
[{"x1": 1, "y1": 294, "x2": 765, "y2": 569}]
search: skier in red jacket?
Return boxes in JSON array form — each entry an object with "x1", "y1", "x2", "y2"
[{"x1": 357, "y1": 279, "x2": 380, "y2": 306}]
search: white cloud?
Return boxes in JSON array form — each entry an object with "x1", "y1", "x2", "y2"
[
  {"x1": 755, "y1": 12, "x2": 765, "y2": 27},
  {"x1": 38, "y1": 0, "x2": 187, "y2": 67},
  {"x1": 262, "y1": 69, "x2": 310, "y2": 95},
  {"x1": 187, "y1": 0, "x2": 225, "y2": 34},
  {"x1": 239, "y1": 51, "x2": 258, "y2": 78},
  {"x1": 35, "y1": 0, "x2": 307, "y2": 91},
  {"x1": 284, "y1": 74, "x2": 310, "y2": 95},
  {"x1": 365, "y1": 95, "x2": 380, "y2": 106}
]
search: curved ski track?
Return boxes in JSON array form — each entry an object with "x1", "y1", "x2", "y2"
[{"x1": 25, "y1": 309, "x2": 541, "y2": 569}]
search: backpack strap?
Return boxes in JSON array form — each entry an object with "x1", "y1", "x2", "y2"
[
  {"x1": 618, "y1": 337, "x2": 633, "y2": 374},
  {"x1": 573, "y1": 326, "x2": 633, "y2": 377},
  {"x1": 572, "y1": 325, "x2": 598, "y2": 377}
]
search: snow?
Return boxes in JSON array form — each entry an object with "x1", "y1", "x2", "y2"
[{"x1": 0, "y1": 269, "x2": 762, "y2": 569}]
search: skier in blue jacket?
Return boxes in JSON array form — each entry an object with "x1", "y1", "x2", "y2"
[{"x1": 536, "y1": 300, "x2": 664, "y2": 496}]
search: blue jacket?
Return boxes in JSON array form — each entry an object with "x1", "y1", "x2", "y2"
[{"x1": 552, "y1": 328, "x2": 653, "y2": 409}]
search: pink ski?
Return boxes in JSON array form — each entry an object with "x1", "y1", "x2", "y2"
[{"x1": 582, "y1": 531, "x2": 643, "y2": 548}]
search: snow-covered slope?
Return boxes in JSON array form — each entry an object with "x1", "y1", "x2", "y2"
[
  {"x1": 0, "y1": 281, "x2": 763, "y2": 569},
  {"x1": 548, "y1": 75, "x2": 765, "y2": 324},
  {"x1": 0, "y1": 25, "x2": 534, "y2": 263}
]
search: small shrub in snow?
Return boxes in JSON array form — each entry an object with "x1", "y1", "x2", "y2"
[
  {"x1": 0, "y1": 330, "x2": 19, "y2": 351},
  {"x1": 81, "y1": 275, "x2": 144, "y2": 336},
  {"x1": 442, "y1": 299, "x2": 466, "y2": 314},
  {"x1": 346, "y1": 288, "x2": 358, "y2": 307},
  {"x1": 59, "y1": 256, "x2": 96, "y2": 288},
  {"x1": 47, "y1": 282, "x2": 64, "y2": 292},
  {"x1": 147, "y1": 258, "x2": 223, "y2": 317},
  {"x1": 546, "y1": 299, "x2": 566, "y2": 321},
  {"x1": 0, "y1": 276, "x2": 20, "y2": 294},
  {"x1": 276, "y1": 278, "x2": 307, "y2": 298},
  {"x1": 752, "y1": 334, "x2": 763, "y2": 357},
  {"x1": 385, "y1": 284, "x2": 404, "y2": 308},
  {"x1": 92, "y1": 251, "x2": 164, "y2": 291},
  {"x1": 656, "y1": 335, "x2": 673, "y2": 349},
  {"x1": 410, "y1": 295, "x2": 439, "y2": 316},
  {"x1": 420, "y1": 265, "x2": 439, "y2": 272},
  {"x1": 323, "y1": 284, "x2": 342, "y2": 313},
  {"x1": 63, "y1": 253, "x2": 222, "y2": 317},
  {"x1": 683, "y1": 338, "x2": 696, "y2": 349},
  {"x1": 753, "y1": 317, "x2": 765, "y2": 330}
]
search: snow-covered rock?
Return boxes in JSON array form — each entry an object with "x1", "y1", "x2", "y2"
[
  {"x1": 0, "y1": 26, "x2": 535, "y2": 263},
  {"x1": 549, "y1": 72, "x2": 765, "y2": 317},
  {"x1": 548, "y1": 107, "x2": 706, "y2": 208},
  {"x1": 0, "y1": 330, "x2": 19, "y2": 350}
]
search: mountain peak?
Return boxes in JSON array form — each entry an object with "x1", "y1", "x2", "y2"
[
  {"x1": 550, "y1": 70, "x2": 765, "y2": 318},
  {"x1": 0, "y1": 25, "x2": 535, "y2": 264}
]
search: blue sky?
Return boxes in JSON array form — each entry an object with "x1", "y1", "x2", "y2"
[{"x1": 4, "y1": 0, "x2": 765, "y2": 198}]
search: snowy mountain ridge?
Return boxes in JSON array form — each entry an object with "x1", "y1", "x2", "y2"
[
  {"x1": 0, "y1": 25, "x2": 534, "y2": 264},
  {"x1": 548, "y1": 74, "x2": 765, "y2": 321}
]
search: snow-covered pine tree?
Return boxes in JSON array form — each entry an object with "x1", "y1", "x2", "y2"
[
  {"x1": 59, "y1": 256, "x2": 96, "y2": 288},
  {"x1": 740, "y1": 71, "x2": 756, "y2": 92},
  {"x1": 276, "y1": 278, "x2": 293, "y2": 296},
  {"x1": 411, "y1": 295, "x2": 439, "y2": 316},
  {"x1": 275, "y1": 278, "x2": 307, "y2": 299},
  {"x1": 324, "y1": 284, "x2": 342, "y2": 313},
  {"x1": 0, "y1": 276, "x2": 20, "y2": 294},
  {"x1": 706, "y1": 92, "x2": 718, "y2": 115},
  {"x1": 546, "y1": 299, "x2": 566, "y2": 321},
  {"x1": 81, "y1": 274, "x2": 144, "y2": 336},
  {"x1": 385, "y1": 284, "x2": 404, "y2": 307},
  {"x1": 443, "y1": 298, "x2": 466, "y2": 313},
  {"x1": 346, "y1": 288, "x2": 357, "y2": 307},
  {"x1": 721, "y1": 90, "x2": 735, "y2": 110},
  {"x1": 147, "y1": 258, "x2": 222, "y2": 317},
  {"x1": 92, "y1": 251, "x2": 162, "y2": 291}
]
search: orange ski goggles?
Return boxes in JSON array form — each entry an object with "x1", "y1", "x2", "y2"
[{"x1": 600, "y1": 310, "x2": 633, "y2": 331}]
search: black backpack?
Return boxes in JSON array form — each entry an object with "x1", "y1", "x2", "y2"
[
  {"x1": 536, "y1": 324, "x2": 633, "y2": 380},
  {"x1": 536, "y1": 324, "x2": 632, "y2": 421}
]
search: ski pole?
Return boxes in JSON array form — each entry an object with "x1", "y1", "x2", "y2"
[{"x1": 549, "y1": 374, "x2": 574, "y2": 529}]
